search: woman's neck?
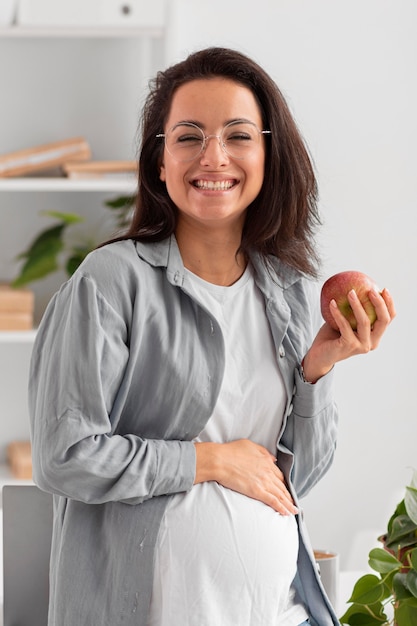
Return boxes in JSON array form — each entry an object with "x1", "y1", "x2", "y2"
[{"x1": 175, "y1": 221, "x2": 247, "y2": 286}]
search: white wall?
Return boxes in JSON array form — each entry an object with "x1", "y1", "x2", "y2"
[{"x1": 166, "y1": 0, "x2": 417, "y2": 571}]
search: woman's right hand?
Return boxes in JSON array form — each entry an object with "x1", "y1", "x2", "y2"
[{"x1": 194, "y1": 439, "x2": 298, "y2": 515}]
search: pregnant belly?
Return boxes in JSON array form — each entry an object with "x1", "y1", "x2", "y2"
[{"x1": 148, "y1": 482, "x2": 300, "y2": 626}]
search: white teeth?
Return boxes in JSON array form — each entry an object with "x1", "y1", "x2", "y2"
[{"x1": 194, "y1": 180, "x2": 234, "y2": 190}]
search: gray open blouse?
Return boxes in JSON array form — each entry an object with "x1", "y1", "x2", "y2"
[{"x1": 29, "y1": 235, "x2": 341, "y2": 626}]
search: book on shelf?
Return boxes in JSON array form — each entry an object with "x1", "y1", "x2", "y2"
[
  {"x1": 0, "y1": 137, "x2": 91, "y2": 178},
  {"x1": 63, "y1": 160, "x2": 138, "y2": 180},
  {"x1": 0, "y1": 284, "x2": 34, "y2": 330},
  {"x1": 7, "y1": 441, "x2": 32, "y2": 480}
]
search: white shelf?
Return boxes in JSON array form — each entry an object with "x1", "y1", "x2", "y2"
[
  {"x1": 0, "y1": 330, "x2": 37, "y2": 344},
  {"x1": 0, "y1": 177, "x2": 138, "y2": 193},
  {"x1": 0, "y1": 25, "x2": 164, "y2": 39}
]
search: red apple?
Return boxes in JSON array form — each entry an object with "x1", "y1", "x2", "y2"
[{"x1": 320, "y1": 270, "x2": 380, "y2": 331}]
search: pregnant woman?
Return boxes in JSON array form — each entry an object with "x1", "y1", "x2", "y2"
[{"x1": 29, "y1": 47, "x2": 395, "y2": 626}]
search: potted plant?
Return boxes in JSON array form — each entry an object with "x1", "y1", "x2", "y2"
[
  {"x1": 11, "y1": 195, "x2": 135, "y2": 288},
  {"x1": 340, "y1": 468, "x2": 417, "y2": 626}
]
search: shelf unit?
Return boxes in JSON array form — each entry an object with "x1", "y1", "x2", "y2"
[
  {"x1": 0, "y1": 21, "x2": 165, "y2": 464},
  {"x1": 0, "y1": 25, "x2": 164, "y2": 38},
  {"x1": 0, "y1": 330, "x2": 37, "y2": 344},
  {"x1": 0, "y1": 177, "x2": 138, "y2": 193}
]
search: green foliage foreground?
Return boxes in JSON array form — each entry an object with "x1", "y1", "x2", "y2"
[{"x1": 340, "y1": 468, "x2": 417, "y2": 626}]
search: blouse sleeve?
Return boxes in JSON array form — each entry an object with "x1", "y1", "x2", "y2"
[
  {"x1": 29, "y1": 272, "x2": 196, "y2": 505},
  {"x1": 281, "y1": 367, "x2": 338, "y2": 498},
  {"x1": 277, "y1": 275, "x2": 339, "y2": 499}
]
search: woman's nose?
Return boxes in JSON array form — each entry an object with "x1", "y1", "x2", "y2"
[{"x1": 199, "y1": 135, "x2": 229, "y2": 165}]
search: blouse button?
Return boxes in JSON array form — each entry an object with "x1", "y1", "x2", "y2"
[{"x1": 279, "y1": 345, "x2": 285, "y2": 358}]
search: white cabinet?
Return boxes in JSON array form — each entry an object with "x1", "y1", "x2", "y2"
[{"x1": 0, "y1": 22, "x2": 166, "y2": 474}]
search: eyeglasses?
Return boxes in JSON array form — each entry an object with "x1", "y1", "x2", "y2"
[{"x1": 156, "y1": 121, "x2": 271, "y2": 162}]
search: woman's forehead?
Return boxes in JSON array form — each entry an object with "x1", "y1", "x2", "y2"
[{"x1": 166, "y1": 78, "x2": 263, "y2": 128}]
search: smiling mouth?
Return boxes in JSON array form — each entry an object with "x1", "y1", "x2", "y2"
[{"x1": 192, "y1": 179, "x2": 237, "y2": 191}]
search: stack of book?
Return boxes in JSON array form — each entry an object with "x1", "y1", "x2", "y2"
[
  {"x1": 0, "y1": 137, "x2": 91, "y2": 178},
  {"x1": 63, "y1": 160, "x2": 137, "y2": 179},
  {"x1": 0, "y1": 284, "x2": 34, "y2": 330},
  {"x1": 7, "y1": 441, "x2": 32, "y2": 480},
  {"x1": 0, "y1": 138, "x2": 137, "y2": 180}
]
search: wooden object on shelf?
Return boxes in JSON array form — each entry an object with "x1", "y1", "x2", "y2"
[
  {"x1": 7, "y1": 440, "x2": 32, "y2": 479},
  {"x1": 0, "y1": 284, "x2": 34, "y2": 330},
  {"x1": 0, "y1": 137, "x2": 91, "y2": 178},
  {"x1": 63, "y1": 159, "x2": 138, "y2": 179}
]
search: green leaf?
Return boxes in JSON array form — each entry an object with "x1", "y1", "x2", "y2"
[
  {"x1": 104, "y1": 194, "x2": 136, "y2": 228},
  {"x1": 387, "y1": 499, "x2": 407, "y2": 535},
  {"x1": 394, "y1": 596, "x2": 417, "y2": 626},
  {"x1": 41, "y1": 210, "x2": 84, "y2": 225},
  {"x1": 385, "y1": 514, "x2": 417, "y2": 549},
  {"x1": 393, "y1": 572, "x2": 414, "y2": 600},
  {"x1": 11, "y1": 223, "x2": 66, "y2": 287},
  {"x1": 406, "y1": 570, "x2": 417, "y2": 598},
  {"x1": 369, "y1": 548, "x2": 402, "y2": 573},
  {"x1": 65, "y1": 245, "x2": 92, "y2": 276},
  {"x1": 11, "y1": 253, "x2": 59, "y2": 287},
  {"x1": 15, "y1": 223, "x2": 65, "y2": 260},
  {"x1": 11, "y1": 212, "x2": 86, "y2": 286},
  {"x1": 410, "y1": 548, "x2": 417, "y2": 571},
  {"x1": 104, "y1": 195, "x2": 136, "y2": 209},
  {"x1": 339, "y1": 602, "x2": 386, "y2": 625},
  {"x1": 405, "y1": 485, "x2": 417, "y2": 525},
  {"x1": 348, "y1": 575, "x2": 386, "y2": 605}
]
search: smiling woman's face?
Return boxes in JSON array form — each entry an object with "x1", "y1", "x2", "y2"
[{"x1": 159, "y1": 77, "x2": 266, "y2": 234}]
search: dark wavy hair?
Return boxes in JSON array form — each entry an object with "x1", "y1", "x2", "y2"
[{"x1": 110, "y1": 46, "x2": 321, "y2": 277}]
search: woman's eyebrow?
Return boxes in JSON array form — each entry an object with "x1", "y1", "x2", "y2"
[
  {"x1": 172, "y1": 117, "x2": 255, "y2": 128},
  {"x1": 173, "y1": 119, "x2": 202, "y2": 127}
]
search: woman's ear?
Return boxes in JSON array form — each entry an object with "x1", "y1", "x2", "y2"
[{"x1": 159, "y1": 162, "x2": 166, "y2": 182}]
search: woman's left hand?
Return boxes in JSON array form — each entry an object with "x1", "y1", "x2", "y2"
[{"x1": 301, "y1": 287, "x2": 396, "y2": 383}]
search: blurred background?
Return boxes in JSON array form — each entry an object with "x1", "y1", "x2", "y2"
[{"x1": 0, "y1": 0, "x2": 416, "y2": 574}]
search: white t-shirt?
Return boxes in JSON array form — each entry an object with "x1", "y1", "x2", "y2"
[{"x1": 147, "y1": 265, "x2": 308, "y2": 626}]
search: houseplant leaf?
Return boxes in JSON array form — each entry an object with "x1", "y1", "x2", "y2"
[
  {"x1": 405, "y1": 486, "x2": 417, "y2": 525},
  {"x1": 406, "y1": 570, "x2": 417, "y2": 597},
  {"x1": 11, "y1": 252, "x2": 60, "y2": 287},
  {"x1": 410, "y1": 548, "x2": 417, "y2": 571},
  {"x1": 104, "y1": 195, "x2": 135, "y2": 228},
  {"x1": 394, "y1": 596, "x2": 417, "y2": 626},
  {"x1": 41, "y1": 210, "x2": 84, "y2": 225},
  {"x1": 65, "y1": 243, "x2": 93, "y2": 276},
  {"x1": 368, "y1": 548, "x2": 401, "y2": 573},
  {"x1": 340, "y1": 601, "x2": 386, "y2": 624},
  {"x1": 11, "y1": 211, "x2": 86, "y2": 287},
  {"x1": 387, "y1": 499, "x2": 407, "y2": 534},
  {"x1": 11, "y1": 223, "x2": 66, "y2": 287},
  {"x1": 341, "y1": 471, "x2": 417, "y2": 625},
  {"x1": 104, "y1": 195, "x2": 135, "y2": 209},
  {"x1": 393, "y1": 572, "x2": 414, "y2": 599},
  {"x1": 384, "y1": 514, "x2": 417, "y2": 550},
  {"x1": 348, "y1": 575, "x2": 386, "y2": 605}
]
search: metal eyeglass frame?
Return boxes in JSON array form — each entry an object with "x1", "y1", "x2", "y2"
[{"x1": 156, "y1": 121, "x2": 272, "y2": 162}]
